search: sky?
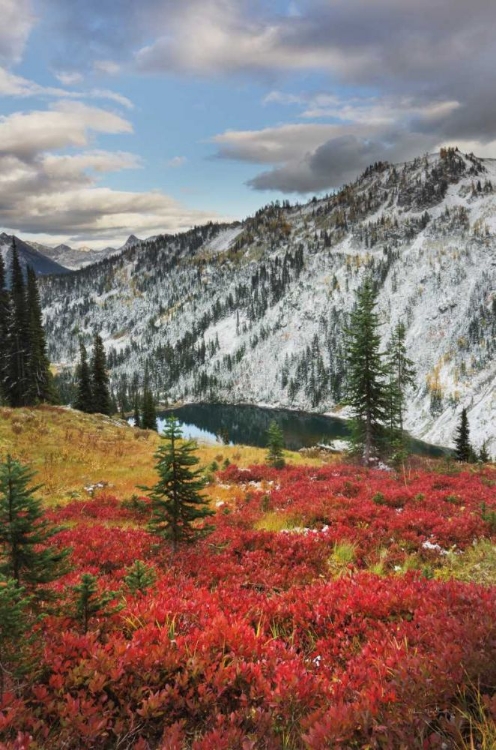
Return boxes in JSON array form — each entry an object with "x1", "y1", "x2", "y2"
[{"x1": 0, "y1": 0, "x2": 495, "y2": 248}]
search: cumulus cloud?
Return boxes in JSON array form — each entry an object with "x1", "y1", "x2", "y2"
[
  {"x1": 0, "y1": 0, "x2": 35, "y2": 65},
  {"x1": 0, "y1": 100, "x2": 225, "y2": 244},
  {"x1": 212, "y1": 112, "x2": 449, "y2": 193},
  {"x1": 38, "y1": 0, "x2": 496, "y2": 193},
  {"x1": 0, "y1": 101, "x2": 132, "y2": 159}
]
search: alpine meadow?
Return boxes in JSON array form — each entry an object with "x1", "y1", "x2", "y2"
[{"x1": 1, "y1": 0, "x2": 496, "y2": 748}]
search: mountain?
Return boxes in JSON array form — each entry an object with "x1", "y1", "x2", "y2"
[
  {"x1": 0, "y1": 233, "x2": 71, "y2": 280},
  {"x1": 25, "y1": 234, "x2": 142, "y2": 270},
  {"x1": 39, "y1": 148, "x2": 496, "y2": 453}
]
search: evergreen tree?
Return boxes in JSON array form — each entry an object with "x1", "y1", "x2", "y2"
[
  {"x1": 26, "y1": 267, "x2": 55, "y2": 404},
  {"x1": 0, "y1": 456, "x2": 70, "y2": 596},
  {"x1": 91, "y1": 334, "x2": 112, "y2": 415},
  {"x1": 385, "y1": 321, "x2": 416, "y2": 455},
  {"x1": 124, "y1": 560, "x2": 156, "y2": 595},
  {"x1": 0, "y1": 256, "x2": 11, "y2": 405},
  {"x1": 7, "y1": 242, "x2": 29, "y2": 407},
  {"x1": 344, "y1": 279, "x2": 388, "y2": 464},
  {"x1": 479, "y1": 440, "x2": 491, "y2": 464},
  {"x1": 72, "y1": 573, "x2": 121, "y2": 634},
  {"x1": 141, "y1": 417, "x2": 214, "y2": 552},
  {"x1": 454, "y1": 408, "x2": 472, "y2": 462},
  {"x1": 133, "y1": 394, "x2": 141, "y2": 428},
  {"x1": 0, "y1": 576, "x2": 32, "y2": 699},
  {"x1": 74, "y1": 341, "x2": 93, "y2": 412},
  {"x1": 266, "y1": 421, "x2": 286, "y2": 468},
  {"x1": 141, "y1": 370, "x2": 157, "y2": 431}
]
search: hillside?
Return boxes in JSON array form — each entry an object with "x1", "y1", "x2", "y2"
[
  {"x1": 39, "y1": 148, "x2": 496, "y2": 453},
  {"x1": 1, "y1": 406, "x2": 496, "y2": 748},
  {"x1": 0, "y1": 233, "x2": 71, "y2": 280},
  {"x1": 0, "y1": 406, "x2": 318, "y2": 505}
]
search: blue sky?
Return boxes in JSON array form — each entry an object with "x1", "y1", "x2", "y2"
[{"x1": 0, "y1": 0, "x2": 494, "y2": 247}]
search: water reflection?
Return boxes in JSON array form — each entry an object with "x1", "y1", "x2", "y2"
[{"x1": 157, "y1": 403, "x2": 447, "y2": 457}]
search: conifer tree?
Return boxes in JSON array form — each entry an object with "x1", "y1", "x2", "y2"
[
  {"x1": 266, "y1": 421, "x2": 285, "y2": 468},
  {"x1": 454, "y1": 408, "x2": 472, "y2": 462},
  {"x1": 74, "y1": 341, "x2": 93, "y2": 412},
  {"x1": 385, "y1": 321, "x2": 416, "y2": 455},
  {"x1": 0, "y1": 576, "x2": 32, "y2": 699},
  {"x1": 7, "y1": 242, "x2": 29, "y2": 407},
  {"x1": 344, "y1": 279, "x2": 388, "y2": 464},
  {"x1": 133, "y1": 395, "x2": 141, "y2": 428},
  {"x1": 91, "y1": 334, "x2": 112, "y2": 415},
  {"x1": 124, "y1": 560, "x2": 156, "y2": 595},
  {"x1": 0, "y1": 256, "x2": 11, "y2": 405},
  {"x1": 26, "y1": 267, "x2": 55, "y2": 404},
  {"x1": 141, "y1": 417, "x2": 214, "y2": 552},
  {"x1": 72, "y1": 573, "x2": 121, "y2": 634},
  {"x1": 478, "y1": 440, "x2": 491, "y2": 464},
  {"x1": 0, "y1": 456, "x2": 70, "y2": 596},
  {"x1": 141, "y1": 369, "x2": 157, "y2": 431}
]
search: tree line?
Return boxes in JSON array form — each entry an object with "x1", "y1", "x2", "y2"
[{"x1": 0, "y1": 243, "x2": 55, "y2": 407}]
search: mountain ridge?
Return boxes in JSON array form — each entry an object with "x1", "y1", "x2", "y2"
[{"x1": 37, "y1": 148, "x2": 496, "y2": 453}]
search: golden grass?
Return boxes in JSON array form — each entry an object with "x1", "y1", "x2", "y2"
[
  {"x1": 0, "y1": 406, "x2": 324, "y2": 506},
  {"x1": 254, "y1": 511, "x2": 303, "y2": 532}
]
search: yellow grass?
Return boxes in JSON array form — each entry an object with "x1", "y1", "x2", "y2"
[{"x1": 0, "y1": 406, "x2": 324, "y2": 506}]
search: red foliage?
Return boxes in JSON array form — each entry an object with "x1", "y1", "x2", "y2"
[{"x1": 2, "y1": 464, "x2": 496, "y2": 748}]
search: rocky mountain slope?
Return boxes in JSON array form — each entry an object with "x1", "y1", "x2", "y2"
[{"x1": 39, "y1": 149, "x2": 496, "y2": 453}]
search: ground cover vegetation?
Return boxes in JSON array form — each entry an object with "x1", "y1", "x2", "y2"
[{"x1": 0, "y1": 409, "x2": 495, "y2": 748}]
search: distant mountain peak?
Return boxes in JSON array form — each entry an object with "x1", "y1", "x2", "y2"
[{"x1": 123, "y1": 235, "x2": 140, "y2": 248}]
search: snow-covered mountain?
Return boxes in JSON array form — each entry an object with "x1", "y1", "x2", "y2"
[
  {"x1": 39, "y1": 149, "x2": 496, "y2": 453},
  {"x1": 0, "y1": 233, "x2": 70, "y2": 280},
  {"x1": 25, "y1": 235, "x2": 141, "y2": 271}
]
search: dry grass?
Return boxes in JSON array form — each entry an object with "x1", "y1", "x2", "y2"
[{"x1": 0, "y1": 406, "x2": 323, "y2": 506}]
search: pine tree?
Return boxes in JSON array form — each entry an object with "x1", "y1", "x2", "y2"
[
  {"x1": 385, "y1": 321, "x2": 416, "y2": 456},
  {"x1": 266, "y1": 421, "x2": 285, "y2": 468},
  {"x1": 0, "y1": 456, "x2": 70, "y2": 596},
  {"x1": 0, "y1": 256, "x2": 11, "y2": 405},
  {"x1": 91, "y1": 334, "x2": 112, "y2": 415},
  {"x1": 124, "y1": 560, "x2": 156, "y2": 595},
  {"x1": 7, "y1": 241, "x2": 30, "y2": 407},
  {"x1": 141, "y1": 417, "x2": 214, "y2": 552},
  {"x1": 72, "y1": 573, "x2": 121, "y2": 634},
  {"x1": 344, "y1": 279, "x2": 388, "y2": 464},
  {"x1": 479, "y1": 440, "x2": 491, "y2": 464},
  {"x1": 141, "y1": 370, "x2": 157, "y2": 431},
  {"x1": 74, "y1": 341, "x2": 93, "y2": 412},
  {"x1": 26, "y1": 267, "x2": 55, "y2": 404},
  {"x1": 454, "y1": 408, "x2": 472, "y2": 462},
  {"x1": 0, "y1": 576, "x2": 32, "y2": 699},
  {"x1": 133, "y1": 394, "x2": 141, "y2": 428}
]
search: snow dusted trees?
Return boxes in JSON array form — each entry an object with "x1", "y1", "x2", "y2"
[{"x1": 0, "y1": 242, "x2": 55, "y2": 407}]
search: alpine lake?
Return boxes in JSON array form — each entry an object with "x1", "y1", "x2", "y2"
[{"x1": 157, "y1": 402, "x2": 449, "y2": 457}]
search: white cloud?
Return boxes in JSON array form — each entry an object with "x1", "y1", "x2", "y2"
[
  {"x1": 166, "y1": 156, "x2": 187, "y2": 168},
  {"x1": 0, "y1": 98, "x2": 226, "y2": 244},
  {"x1": 54, "y1": 70, "x2": 84, "y2": 85},
  {"x1": 0, "y1": 0, "x2": 35, "y2": 65},
  {"x1": 0, "y1": 67, "x2": 133, "y2": 109},
  {"x1": 93, "y1": 60, "x2": 121, "y2": 76},
  {"x1": 0, "y1": 101, "x2": 133, "y2": 159}
]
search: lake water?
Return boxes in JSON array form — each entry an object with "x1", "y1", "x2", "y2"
[{"x1": 157, "y1": 402, "x2": 448, "y2": 457}]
